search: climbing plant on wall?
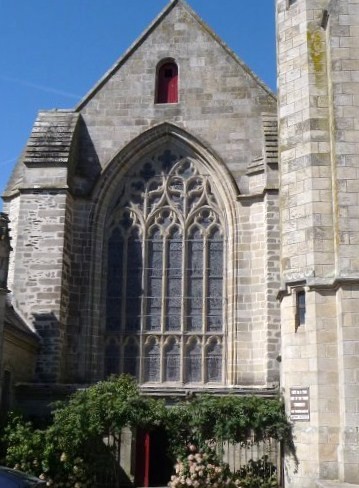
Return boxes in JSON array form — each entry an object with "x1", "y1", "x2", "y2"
[{"x1": 1, "y1": 375, "x2": 294, "y2": 487}]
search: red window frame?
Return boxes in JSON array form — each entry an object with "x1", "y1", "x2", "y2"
[{"x1": 156, "y1": 61, "x2": 178, "y2": 104}]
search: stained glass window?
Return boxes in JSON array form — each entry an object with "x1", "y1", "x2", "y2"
[
  {"x1": 105, "y1": 148, "x2": 225, "y2": 384},
  {"x1": 166, "y1": 227, "x2": 182, "y2": 331},
  {"x1": 207, "y1": 227, "x2": 223, "y2": 332},
  {"x1": 126, "y1": 228, "x2": 142, "y2": 332},
  {"x1": 206, "y1": 340, "x2": 222, "y2": 382},
  {"x1": 105, "y1": 341, "x2": 120, "y2": 376},
  {"x1": 144, "y1": 339, "x2": 160, "y2": 383},
  {"x1": 106, "y1": 229, "x2": 123, "y2": 331},
  {"x1": 188, "y1": 227, "x2": 203, "y2": 332},
  {"x1": 124, "y1": 338, "x2": 139, "y2": 378},
  {"x1": 164, "y1": 339, "x2": 180, "y2": 382},
  {"x1": 186, "y1": 340, "x2": 202, "y2": 383},
  {"x1": 146, "y1": 227, "x2": 162, "y2": 332}
]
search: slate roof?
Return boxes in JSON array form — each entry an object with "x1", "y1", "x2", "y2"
[
  {"x1": 23, "y1": 111, "x2": 79, "y2": 167},
  {"x1": 4, "y1": 110, "x2": 79, "y2": 197},
  {"x1": 4, "y1": 301, "x2": 40, "y2": 346}
]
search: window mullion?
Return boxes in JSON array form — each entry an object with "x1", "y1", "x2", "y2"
[
  {"x1": 139, "y1": 335, "x2": 144, "y2": 383},
  {"x1": 122, "y1": 233, "x2": 129, "y2": 336},
  {"x1": 162, "y1": 336, "x2": 166, "y2": 383},
  {"x1": 201, "y1": 337, "x2": 205, "y2": 385},
  {"x1": 141, "y1": 231, "x2": 147, "y2": 335},
  {"x1": 181, "y1": 229, "x2": 186, "y2": 384},
  {"x1": 144, "y1": 184, "x2": 148, "y2": 220},
  {"x1": 203, "y1": 235, "x2": 208, "y2": 335},
  {"x1": 162, "y1": 234, "x2": 167, "y2": 334},
  {"x1": 139, "y1": 230, "x2": 147, "y2": 383},
  {"x1": 119, "y1": 339, "x2": 124, "y2": 377},
  {"x1": 201, "y1": 235, "x2": 207, "y2": 384}
]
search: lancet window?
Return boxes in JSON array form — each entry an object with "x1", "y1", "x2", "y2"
[{"x1": 105, "y1": 148, "x2": 225, "y2": 385}]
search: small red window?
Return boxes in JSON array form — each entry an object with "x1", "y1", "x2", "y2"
[{"x1": 156, "y1": 62, "x2": 178, "y2": 104}]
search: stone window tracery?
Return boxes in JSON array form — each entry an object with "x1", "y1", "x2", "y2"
[{"x1": 105, "y1": 148, "x2": 225, "y2": 385}]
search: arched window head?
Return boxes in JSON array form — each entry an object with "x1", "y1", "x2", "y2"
[{"x1": 156, "y1": 60, "x2": 178, "y2": 104}]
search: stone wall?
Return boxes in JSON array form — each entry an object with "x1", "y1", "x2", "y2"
[
  {"x1": 4, "y1": 192, "x2": 70, "y2": 382},
  {"x1": 277, "y1": 0, "x2": 359, "y2": 484}
]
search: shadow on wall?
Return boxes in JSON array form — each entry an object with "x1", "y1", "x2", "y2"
[
  {"x1": 32, "y1": 312, "x2": 62, "y2": 383},
  {"x1": 71, "y1": 116, "x2": 102, "y2": 196}
]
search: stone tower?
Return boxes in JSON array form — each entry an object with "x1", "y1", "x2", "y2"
[{"x1": 277, "y1": 0, "x2": 359, "y2": 486}]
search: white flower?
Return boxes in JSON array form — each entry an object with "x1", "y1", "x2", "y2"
[{"x1": 60, "y1": 452, "x2": 67, "y2": 462}]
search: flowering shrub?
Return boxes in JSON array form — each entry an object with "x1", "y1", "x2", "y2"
[{"x1": 168, "y1": 444, "x2": 241, "y2": 488}]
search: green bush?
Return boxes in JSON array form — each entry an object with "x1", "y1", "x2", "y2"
[{"x1": 164, "y1": 394, "x2": 294, "y2": 459}]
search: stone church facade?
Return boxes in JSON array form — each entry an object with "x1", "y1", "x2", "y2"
[{"x1": 1, "y1": 0, "x2": 359, "y2": 487}]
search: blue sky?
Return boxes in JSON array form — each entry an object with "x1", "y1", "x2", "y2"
[{"x1": 0, "y1": 0, "x2": 276, "y2": 203}]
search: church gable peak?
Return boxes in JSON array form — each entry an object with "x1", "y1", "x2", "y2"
[
  {"x1": 76, "y1": 0, "x2": 185, "y2": 110},
  {"x1": 76, "y1": 0, "x2": 274, "y2": 111}
]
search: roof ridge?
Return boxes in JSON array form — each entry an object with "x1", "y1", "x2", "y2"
[
  {"x1": 76, "y1": 0, "x2": 180, "y2": 110},
  {"x1": 76, "y1": 0, "x2": 275, "y2": 111}
]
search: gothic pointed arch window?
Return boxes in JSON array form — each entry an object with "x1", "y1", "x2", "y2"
[
  {"x1": 105, "y1": 146, "x2": 226, "y2": 385},
  {"x1": 156, "y1": 60, "x2": 178, "y2": 104}
]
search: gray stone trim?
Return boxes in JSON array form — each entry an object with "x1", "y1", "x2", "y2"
[
  {"x1": 18, "y1": 188, "x2": 69, "y2": 194},
  {"x1": 278, "y1": 277, "x2": 359, "y2": 300},
  {"x1": 316, "y1": 482, "x2": 359, "y2": 488},
  {"x1": 237, "y1": 188, "x2": 279, "y2": 202},
  {"x1": 139, "y1": 386, "x2": 279, "y2": 397}
]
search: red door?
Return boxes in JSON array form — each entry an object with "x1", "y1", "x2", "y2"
[
  {"x1": 157, "y1": 63, "x2": 178, "y2": 103},
  {"x1": 135, "y1": 430, "x2": 150, "y2": 487}
]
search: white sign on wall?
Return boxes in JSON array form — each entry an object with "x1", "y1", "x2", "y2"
[{"x1": 290, "y1": 387, "x2": 310, "y2": 421}]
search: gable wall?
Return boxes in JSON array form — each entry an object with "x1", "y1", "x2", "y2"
[
  {"x1": 71, "y1": 4, "x2": 280, "y2": 386},
  {"x1": 79, "y1": 3, "x2": 276, "y2": 188}
]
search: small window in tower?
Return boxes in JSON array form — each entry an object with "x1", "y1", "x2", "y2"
[
  {"x1": 156, "y1": 60, "x2": 178, "y2": 104},
  {"x1": 321, "y1": 10, "x2": 329, "y2": 30},
  {"x1": 295, "y1": 290, "x2": 306, "y2": 331},
  {"x1": 287, "y1": 0, "x2": 297, "y2": 7}
]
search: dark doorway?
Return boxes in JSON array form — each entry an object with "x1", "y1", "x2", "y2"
[
  {"x1": 149, "y1": 428, "x2": 173, "y2": 486},
  {"x1": 135, "y1": 428, "x2": 173, "y2": 487}
]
